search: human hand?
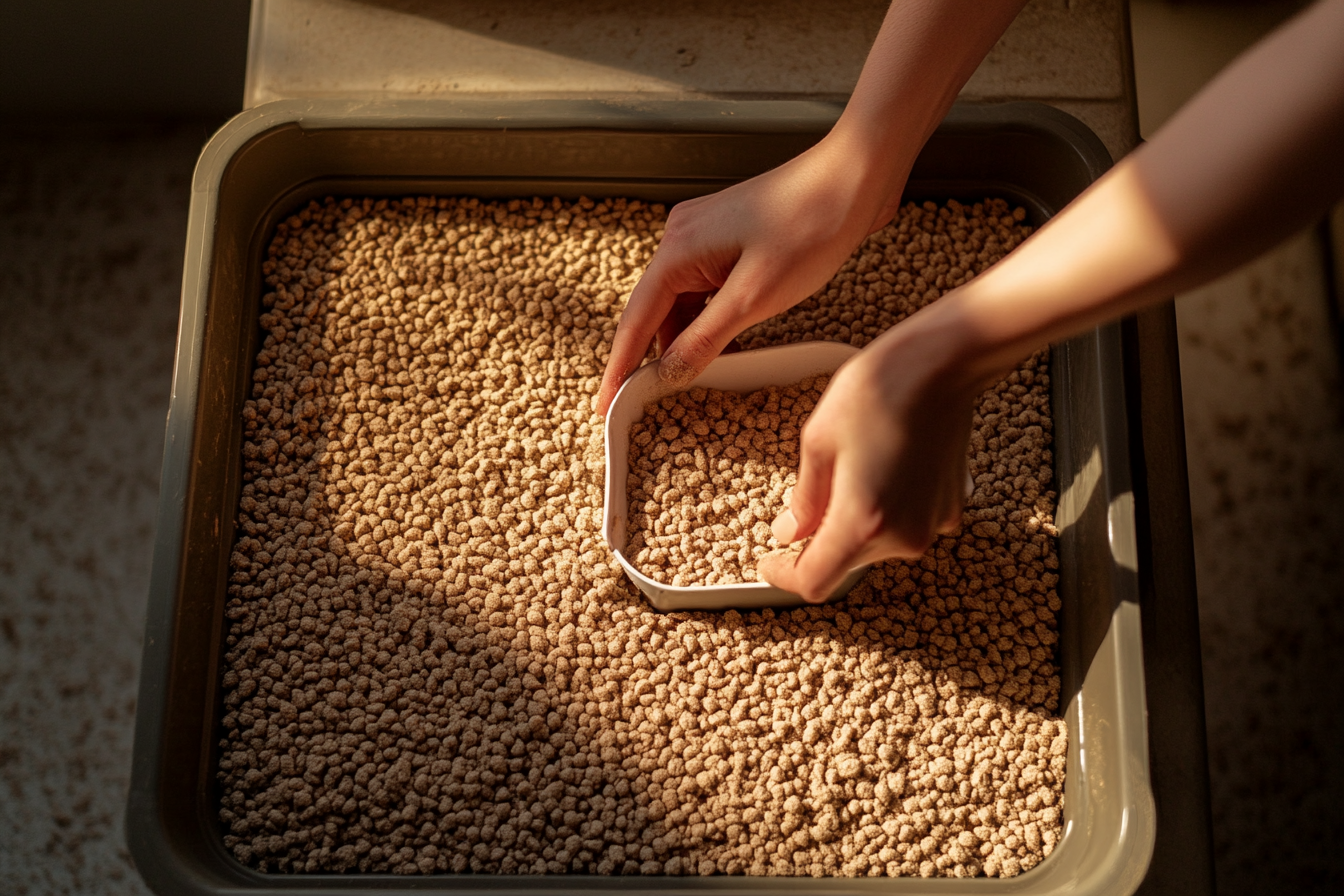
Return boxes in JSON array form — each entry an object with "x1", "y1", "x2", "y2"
[
  {"x1": 757, "y1": 306, "x2": 982, "y2": 603},
  {"x1": 595, "y1": 136, "x2": 906, "y2": 415}
]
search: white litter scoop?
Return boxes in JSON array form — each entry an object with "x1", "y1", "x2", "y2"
[{"x1": 602, "y1": 341, "x2": 871, "y2": 611}]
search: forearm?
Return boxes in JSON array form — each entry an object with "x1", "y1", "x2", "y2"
[
  {"x1": 596, "y1": 0, "x2": 1029, "y2": 412},
  {"x1": 918, "y1": 0, "x2": 1344, "y2": 389},
  {"x1": 828, "y1": 0, "x2": 1029, "y2": 215},
  {"x1": 761, "y1": 0, "x2": 1344, "y2": 600}
]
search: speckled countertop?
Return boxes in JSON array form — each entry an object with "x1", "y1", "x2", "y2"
[{"x1": 1, "y1": 127, "x2": 198, "y2": 895}]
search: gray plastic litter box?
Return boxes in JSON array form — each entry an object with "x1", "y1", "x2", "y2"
[{"x1": 127, "y1": 99, "x2": 1155, "y2": 896}]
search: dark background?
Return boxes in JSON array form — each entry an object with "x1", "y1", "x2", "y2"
[{"x1": 0, "y1": 1, "x2": 250, "y2": 119}]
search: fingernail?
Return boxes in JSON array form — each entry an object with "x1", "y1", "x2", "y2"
[
  {"x1": 771, "y1": 508, "x2": 799, "y2": 544},
  {"x1": 657, "y1": 352, "x2": 697, "y2": 388}
]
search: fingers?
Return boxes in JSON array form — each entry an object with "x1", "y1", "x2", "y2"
[
  {"x1": 772, "y1": 425, "x2": 834, "y2": 544},
  {"x1": 758, "y1": 488, "x2": 879, "y2": 604},
  {"x1": 762, "y1": 454, "x2": 968, "y2": 604},
  {"x1": 655, "y1": 293, "x2": 712, "y2": 359},
  {"x1": 596, "y1": 251, "x2": 711, "y2": 416},
  {"x1": 595, "y1": 283, "x2": 669, "y2": 416},
  {"x1": 656, "y1": 261, "x2": 774, "y2": 388}
]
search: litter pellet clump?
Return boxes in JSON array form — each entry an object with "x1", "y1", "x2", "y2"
[
  {"x1": 218, "y1": 195, "x2": 1064, "y2": 880},
  {"x1": 625, "y1": 376, "x2": 828, "y2": 586}
]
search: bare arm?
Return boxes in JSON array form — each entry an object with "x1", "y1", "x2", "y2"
[
  {"x1": 761, "y1": 0, "x2": 1344, "y2": 601},
  {"x1": 595, "y1": 0, "x2": 1029, "y2": 414},
  {"x1": 930, "y1": 0, "x2": 1344, "y2": 387}
]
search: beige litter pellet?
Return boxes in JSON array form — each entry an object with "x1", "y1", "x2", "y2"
[
  {"x1": 625, "y1": 376, "x2": 829, "y2": 586},
  {"x1": 218, "y1": 195, "x2": 1064, "y2": 880}
]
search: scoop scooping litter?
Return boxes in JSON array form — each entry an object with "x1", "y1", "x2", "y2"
[{"x1": 602, "y1": 341, "x2": 869, "y2": 610}]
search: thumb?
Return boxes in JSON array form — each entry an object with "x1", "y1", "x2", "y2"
[
  {"x1": 656, "y1": 261, "x2": 774, "y2": 387},
  {"x1": 655, "y1": 292, "x2": 712, "y2": 359},
  {"x1": 772, "y1": 425, "x2": 834, "y2": 544}
]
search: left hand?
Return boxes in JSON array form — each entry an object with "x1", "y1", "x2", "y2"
[{"x1": 594, "y1": 134, "x2": 904, "y2": 416}]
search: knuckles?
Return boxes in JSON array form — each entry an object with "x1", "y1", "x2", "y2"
[
  {"x1": 660, "y1": 206, "x2": 703, "y2": 248},
  {"x1": 853, "y1": 502, "x2": 937, "y2": 561},
  {"x1": 798, "y1": 419, "x2": 830, "y2": 455}
]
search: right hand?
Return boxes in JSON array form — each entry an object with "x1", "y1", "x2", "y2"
[{"x1": 595, "y1": 135, "x2": 907, "y2": 415}]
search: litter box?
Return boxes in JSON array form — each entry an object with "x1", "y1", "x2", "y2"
[{"x1": 128, "y1": 98, "x2": 1155, "y2": 896}]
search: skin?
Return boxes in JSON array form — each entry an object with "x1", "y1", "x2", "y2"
[
  {"x1": 596, "y1": 0, "x2": 1031, "y2": 411},
  {"x1": 600, "y1": 0, "x2": 1344, "y2": 603}
]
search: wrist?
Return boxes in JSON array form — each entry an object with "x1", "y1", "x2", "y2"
[
  {"x1": 869, "y1": 289, "x2": 1012, "y2": 401},
  {"x1": 814, "y1": 125, "x2": 915, "y2": 230}
]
